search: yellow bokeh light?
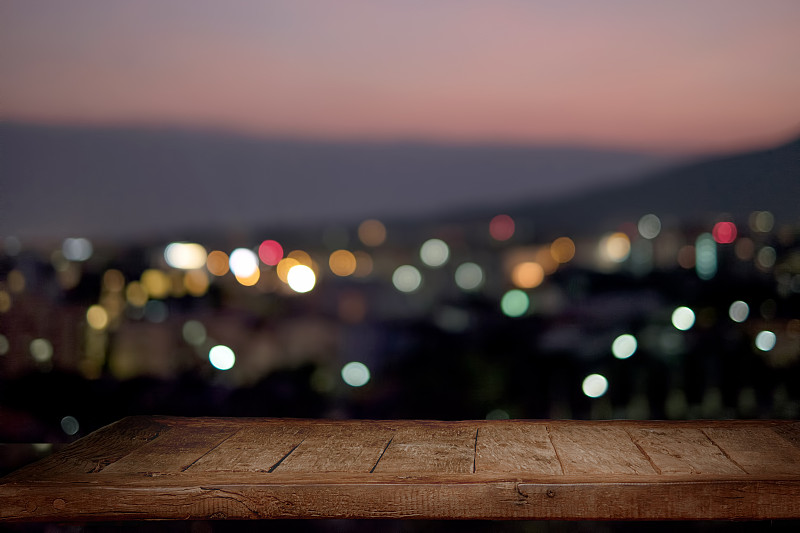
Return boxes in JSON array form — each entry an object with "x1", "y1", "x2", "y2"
[
  {"x1": 550, "y1": 237, "x2": 576, "y2": 263},
  {"x1": 511, "y1": 261, "x2": 545, "y2": 289},
  {"x1": 329, "y1": 250, "x2": 357, "y2": 277},
  {"x1": 184, "y1": 269, "x2": 210, "y2": 297},
  {"x1": 535, "y1": 247, "x2": 559, "y2": 275},
  {"x1": 7, "y1": 270, "x2": 25, "y2": 293},
  {"x1": 235, "y1": 268, "x2": 261, "y2": 287},
  {"x1": 288, "y1": 250, "x2": 313, "y2": 266},
  {"x1": 353, "y1": 251, "x2": 373, "y2": 277},
  {"x1": 141, "y1": 269, "x2": 171, "y2": 299},
  {"x1": 206, "y1": 250, "x2": 230, "y2": 276},
  {"x1": 602, "y1": 232, "x2": 631, "y2": 262},
  {"x1": 86, "y1": 305, "x2": 109, "y2": 330},
  {"x1": 276, "y1": 257, "x2": 300, "y2": 283},
  {"x1": 0, "y1": 290, "x2": 11, "y2": 313},
  {"x1": 358, "y1": 219, "x2": 387, "y2": 247},
  {"x1": 103, "y1": 269, "x2": 125, "y2": 292},
  {"x1": 125, "y1": 281, "x2": 148, "y2": 307}
]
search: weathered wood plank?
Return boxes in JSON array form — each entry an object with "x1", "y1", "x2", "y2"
[
  {"x1": 372, "y1": 423, "x2": 475, "y2": 474},
  {"x1": 185, "y1": 423, "x2": 310, "y2": 473},
  {"x1": 475, "y1": 423, "x2": 562, "y2": 474},
  {"x1": 100, "y1": 425, "x2": 238, "y2": 474},
  {"x1": 2, "y1": 479, "x2": 800, "y2": 521},
  {"x1": 274, "y1": 422, "x2": 394, "y2": 473},
  {"x1": 546, "y1": 424, "x2": 656, "y2": 475},
  {"x1": 703, "y1": 426, "x2": 800, "y2": 475},
  {"x1": 627, "y1": 427, "x2": 744, "y2": 475},
  {"x1": 0, "y1": 416, "x2": 169, "y2": 481},
  {"x1": 2, "y1": 418, "x2": 800, "y2": 521}
]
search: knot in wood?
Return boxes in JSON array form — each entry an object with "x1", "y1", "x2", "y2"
[
  {"x1": 52, "y1": 498, "x2": 66, "y2": 510},
  {"x1": 546, "y1": 490, "x2": 555, "y2": 498}
]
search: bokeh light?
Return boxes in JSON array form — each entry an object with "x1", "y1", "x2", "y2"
[
  {"x1": 30, "y1": 338, "x2": 53, "y2": 363},
  {"x1": 329, "y1": 250, "x2": 357, "y2": 277},
  {"x1": 750, "y1": 211, "x2": 774, "y2": 233},
  {"x1": 103, "y1": 269, "x2": 125, "y2": 292},
  {"x1": 287, "y1": 265, "x2": 316, "y2": 293},
  {"x1": 209, "y1": 345, "x2": 235, "y2": 370},
  {"x1": 671, "y1": 307, "x2": 696, "y2": 331},
  {"x1": 206, "y1": 250, "x2": 230, "y2": 276},
  {"x1": 7, "y1": 270, "x2": 25, "y2": 293},
  {"x1": 276, "y1": 257, "x2": 300, "y2": 283},
  {"x1": 0, "y1": 333, "x2": 9, "y2": 355},
  {"x1": 125, "y1": 281, "x2": 148, "y2": 307},
  {"x1": 229, "y1": 248, "x2": 259, "y2": 278},
  {"x1": 183, "y1": 270, "x2": 210, "y2": 296},
  {"x1": 141, "y1": 269, "x2": 171, "y2": 299},
  {"x1": 234, "y1": 268, "x2": 261, "y2": 287},
  {"x1": 352, "y1": 251, "x2": 374, "y2": 277},
  {"x1": 550, "y1": 237, "x2": 576, "y2": 263},
  {"x1": 258, "y1": 240, "x2": 284, "y2": 266},
  {"x1": 62, "y1": 238, "x2": 93, "y2": 262},
  {"x1": 600, "y1": 232, "x2": 631, "y2": 262},
  {"x1": 489, "y1": 214, "x2": 515, "y2": 241},
  {"x1": 455, "y1": 262, "x2": 484, "y2": 291},
  {"x1": 638, "y1": 214, "x2": 662, "y2": 239},
  {"x1": 582, "y1": 374, "x2": 609, "y2": 398},
  {"x1": 0, "y1": 290, "x2": 11, "y2": 313},
  {"x1": 755, "y1": 331, "x2": 777, "y2": 352},
  {"x1": 164, "y1": 242, "x2": 207, "y2": 269},
  {"x1": 695, "y1": 233, "x2": 717, "y2": 280},
  {"x1": 501, "y1": 289, "x2": 529, "y2": 317},
  {"x1": 182, "y1": 320, "x2": 206, "y2": 346},
  {"x1": 60, "y1": 416, "x2": 80, "y2": 436},
  {"x1": 511, "y1": 262, "x2": 544, "y2": 289},
  {"x1": 358, "y1": 219, "x2": 387, "y2": 247},
  {"x1": 86, "y1": 305, "x2": 109, "y2": 330},
  {"x1": 420, "y1": 239, "x2": 450, "y2": 267},
  {"x1": 341, "y1": 361, "x2": 370, "y2": 387},
  {"x1": 712, "y1": 222, "x2": 737, "y2": 244},
  {"x1": 756, "y1": 247, "x2": 776, "y2": 269},
  {"x1": 612, "y1": 334, "x2": 637, "y2": 359},
  {"x1": 728, "y1": 301, "x2": 749, "y2": 323},
  {"x1": 392, "y1": 265, "x2": 422, "y2": 293}
]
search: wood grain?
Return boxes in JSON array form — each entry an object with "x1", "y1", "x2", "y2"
[{"x1": 2, "y1": 417, "x2": 799, "y2": 521}]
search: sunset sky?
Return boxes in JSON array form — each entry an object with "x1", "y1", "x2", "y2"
[{"x1": 2, "y1": 0, "x2": 799, "y2": 154}]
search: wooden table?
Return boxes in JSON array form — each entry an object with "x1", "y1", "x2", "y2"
[{"x1": 1, "y1": 416, "x2": 799, "y2": 521}]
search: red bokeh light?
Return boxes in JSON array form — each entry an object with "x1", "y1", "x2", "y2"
[
  {"x1": 712, "y1": 222, "x2": 737, "y2": 244},
  {"x1": 258, "y1": 240, "x2": 284, "y2": 265},
  {"x1": 489, "y1": 214, "x2": 515, "y2": 241}
]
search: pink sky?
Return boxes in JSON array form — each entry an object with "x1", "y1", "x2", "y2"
[{"x1": 2, "y1": 0, "x2": 799, "y2": 153}]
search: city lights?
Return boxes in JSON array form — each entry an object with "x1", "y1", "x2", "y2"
[
  {"x1": 420, "y1": 239, "x2": 449, "y2": 267},
  {"x1": 728, "y1": 301, "x2": 749, "y2": 323},
  {"x1": 141, "y1": 269, "x2": 171, "y2": 299},
  {"x1": 287, "y1": 264, "x2": 316, "y2": 293},
  {"x1": 582, "y1": 374, "x2": 609, "y2": 398},
  {"x1": 329, "y1": 249, "x2": 357, "y2": 277},
  {"x1": 489, "y1": 214, "x2": 515, "y2": 241},
  {"x1": 206, "y1": 250, "x2": 230, "y2": 276},
  {"x1": 60, "y1": 416, "x2": 80, "y2": 436},
  {"x1": 550, "y1": 237, "x2": 576, "y2": 263},
  {"x1": 209, "y1": 345, "x2": 236, "y2": 370},
  {"x1": 454, "y1": 262, "x2": 484, "y2": 291},
  {"x1": 501, "y1": 289, "x2": 529, "y2": 317},
  {"x1": 392, "y1": 265, "x2": 422, "y2": 293},
  {"x1": 0, "y1": 334, "x2": 9, "y2": 355},
  {"x1": 358, "y1": 219, "x2": 387, "y2": 247},
  {"x1": 637, "y1": 214, "x2": 662, "y2": 239},
  {"x1": 695, "y1": 233, "x2": 717, "y2": 280},
  {"x1": 511, "y1": 261, "x2": 544, "y2": 289},
  {"x1": 712, "y1": 222, "x2": 737, "y2": 244},
  {"x1": 258, "y1": 240, "x2": 283, "y2": 266},
  {"x1": 30, "y1": 338, "x2": 53, "y2": 363},
  {"x1": 600, "y1": 232, "x2": 631, "y2": 263},
  {"x1": 755, "y1": 331, "x2": 777, "y2": 352},
  {"x1": 341, "y1": 361, "x2": 370, "y2": 387},
  {"x1": 86, "y1": 305, "x2": 109, "y2": 330},
  {"x1": 671, "y1": 307, "x2": 696, "y2": 331},
  {"x1": 182, "y1": 320, "x2": 206, "y2": 346},
  {"x1": 611, "y1": 334, "x2": 637, "y2": 359},
  {"x1": 62, "y1": 238, "x2": 93, "y2": 262},
  {"x1": 229, "y1": 248, "x2": 259, "y2": 278},
  {"x1": 164, "y1": 242, "x2": 207, "y2": 269}
]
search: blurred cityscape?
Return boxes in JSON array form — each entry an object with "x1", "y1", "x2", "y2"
[{"x1": 1, "y1": 133, "x2": 798, "y2": 450}]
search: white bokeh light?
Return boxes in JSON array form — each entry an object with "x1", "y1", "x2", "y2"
[
  {"x1": 755, "y1": 331, "x2": 776, "y2": 352},
  {"x1": 287, "y1": 264, "x2": 316, "y2": 293},
  {"x1": 671, "y1": 307, "x2": 696, "y2": 331},
  {"x1": 420, "y1": 239, "x2": 449, "y2": 267},
  {"x1": 611, "y1": 334, "x2": 637, "y2": 359},
  {"x1": 341, "y1": 361, "x2": 370, "y2": 387},
  {"x1": 229, "y1": 248, "x2": 259, "y2": 278},
  {"x1": 455, "y1": 262, "x2": 484, "y2": 291},
  {"x1": 209, "y1": 345, "x2": 236, "y2": 370},
  {"x1": 582, "y1": 374, "x2": 609, "y2": 398},
  {"x1": 728, "y1": 301, "x2": 749, "y2": 323},
  {"x1": 392, "y1": 265, "x2": 422, "y2": 292},
  {"x1": 164, "y1": 242, "x2": 207, "y2": 269}
]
